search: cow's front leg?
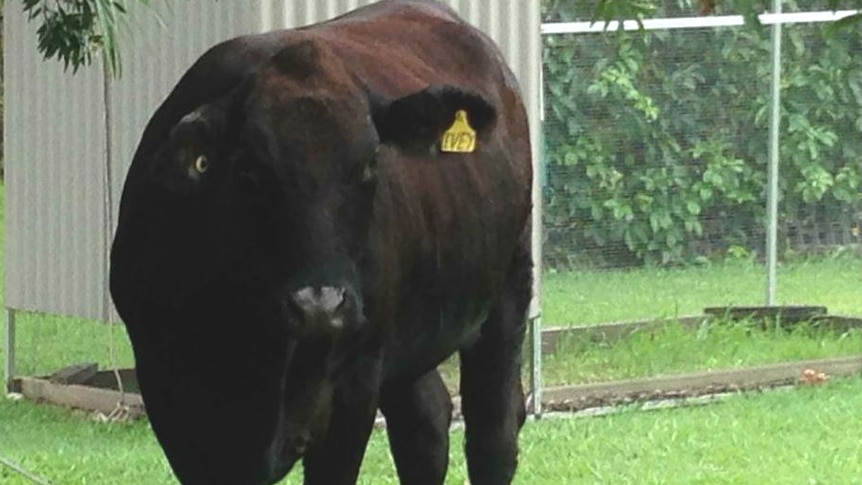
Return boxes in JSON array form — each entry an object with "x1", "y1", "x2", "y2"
[
  {"x1": 459, "y1": 242, "x2": 531, "y2": 485},
  {"x1": 379, "y1": 369, "x2": 452, "y2": 485},
  {"x1": 301, "y1": 349, "x2": 382, "y2": 485},
  {"x1": 459, "y1": 329, "x2": 526, "y2": 485}
]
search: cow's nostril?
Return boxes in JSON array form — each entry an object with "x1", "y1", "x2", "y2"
[
  {"x1": 291, "y1": 286, "x2": 345, "y2": 314},
  {"x1": 289, "y1": 286, "x2": 347, "y2": 329}
]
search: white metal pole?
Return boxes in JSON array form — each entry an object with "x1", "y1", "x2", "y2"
[
  {"x1": 527, "y1": 0, "x2": 544, "y2": 419},
  {"x1": 529, "y1": 142, "x2": 543, "y2": 417},
  {"x1": 766, "y1": 0, "x2": 783, "y2": 306},
  {"x1": 4, "y1": 309, "x2": 16, "y2": 394},
  {"x1": 529, "y1": 315, "x2": 543, "y2": 416},
  {"x1": 102, "y1": 57, "x2": 116, "y2": 324}
]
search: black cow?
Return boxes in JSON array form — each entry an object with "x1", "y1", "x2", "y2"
[{"x1": 109, "y1": 1, "x2": 533, "y2": 484}]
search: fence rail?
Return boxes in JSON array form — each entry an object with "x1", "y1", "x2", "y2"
[{"x1": 541, "y1": 10, "x2": 860, "y2": 34}]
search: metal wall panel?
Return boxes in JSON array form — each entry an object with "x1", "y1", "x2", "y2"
[
  {"x1": 4, "y1": 9, "x2": 110, "y2": 320},
  {"x1": 5, "y1": 1, "x2": 264, "y2": 321},
  {"x1": 102, "y1": 1, "x2": 264, "y2": 322},
  {"x1": 106, "y1": 0, "x2": 263, "y2": 266},
  {"x1": 5, "y1": 0, "x2": 541, "y2": 323}
]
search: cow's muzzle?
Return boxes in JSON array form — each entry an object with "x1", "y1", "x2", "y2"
[{"x1": 285, "y1": 285, "x2": 359, "y2": 334}]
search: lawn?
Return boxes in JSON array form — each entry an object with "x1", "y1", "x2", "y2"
[
  {"x1": 3, "y1": 376, "x2": 861, "y2": 484},
  {"x1": 540, "y1": 319, "x2": 862, "y2": 387},
  {"x1": 542, "y1": 254, "x2": 862, "y2": 326}
]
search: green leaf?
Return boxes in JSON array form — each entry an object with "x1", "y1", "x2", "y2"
[
  {"x1": 23, "y1": 0, "x2": 163, "y2": 77},
  {"x1": 686, "y1": 200, "x2": 701, "y2": 215}
]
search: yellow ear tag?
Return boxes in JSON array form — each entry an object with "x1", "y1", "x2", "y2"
[{"x1": 441, "y1": 110, "x2": 477, "y2": 153}]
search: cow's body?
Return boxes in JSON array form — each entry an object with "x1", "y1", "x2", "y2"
[{"x1": 110, "y1": 2, "x2": 532, "y2": 484}]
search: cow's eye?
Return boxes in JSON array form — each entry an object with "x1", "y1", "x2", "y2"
[{"x1": 194, "y1": 155, "x2": 210, "y2": 174}]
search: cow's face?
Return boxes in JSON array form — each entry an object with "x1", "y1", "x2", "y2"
[
  {"x1": 149, "y1": 48, "x2": 379, "y2": 313},
  {"x1": 140, "y1": 39, "x2": 497, "y2": 483},
  {"x1": 144, "y1": 42, "x2": 380, "y2": 477}
]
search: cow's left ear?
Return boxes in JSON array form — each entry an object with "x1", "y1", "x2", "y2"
[
  {"x1": 372, "y1": 85, "x2": 497, "y2": 154},
  {"x1": 169, "y1": 74, "x2": 254, "y2": 142}
]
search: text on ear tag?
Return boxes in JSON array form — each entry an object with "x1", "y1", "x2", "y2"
[{"x1": 441, "y1": 110, "x2": 476, "y2": 153}]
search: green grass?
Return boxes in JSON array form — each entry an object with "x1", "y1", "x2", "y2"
[
  {"x1": 8, "y1": 315, "x2": 136, "y2": 378},
  {"x1": 542, "y1": 255, "x2": 862, "y2": 326},
  {"x1": 512, "y1": 375, "x2": 862, "y2": 485},
  {"x1": 3, "y1": 376, "x2": 861, "y2": 484},
  {"x1": 541, "y1": 319, "x2": 862, "y2": 387},
  {"x1": 430, "y1": 319, "x2": 862, "y2": 392}
]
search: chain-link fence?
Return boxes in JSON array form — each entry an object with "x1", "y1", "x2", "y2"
[{"x1": 539, "y1": 6, "x2": 862, "y2": 327}]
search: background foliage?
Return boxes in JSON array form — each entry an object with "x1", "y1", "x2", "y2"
[{"x1": 542, "y1": 0, "x2": 861, "y2": 268}]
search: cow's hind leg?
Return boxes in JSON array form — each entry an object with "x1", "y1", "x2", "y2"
[
  {"x1": 459, "y1": 242, "x2": 531, "y2": 485},
  {"x1": 380, "y1": 369, "x2": 452, "y2": 485}
]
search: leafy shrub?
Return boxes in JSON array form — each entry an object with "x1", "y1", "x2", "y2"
[{"x1": 542, "y1": 5, "x2": 861, "y2": 268}]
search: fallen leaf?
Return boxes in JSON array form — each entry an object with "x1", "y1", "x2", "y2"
[{"x1": 800, "y1": 368, "x2": 830, "y2": 385}]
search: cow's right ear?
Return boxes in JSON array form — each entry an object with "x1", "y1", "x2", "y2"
[{"x1": 371, "y1": 85, "x2": 497, "y2": 154}]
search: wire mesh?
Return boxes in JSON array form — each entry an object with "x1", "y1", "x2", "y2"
[
  {"x1": 777, "y1": 22, "x2": 861, "y2": 254},
  {"x1": 540, "y1": 12, "x2": 861, "y2": 326}
]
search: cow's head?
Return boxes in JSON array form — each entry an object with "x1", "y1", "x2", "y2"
[{"x1": 141, "y1": 38, "x2": 496, "y2": 483}]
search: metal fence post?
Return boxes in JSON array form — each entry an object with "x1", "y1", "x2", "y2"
[
  {"x1": 528, "y1": 47, "x2": 545, "y2": 418},
  {"x1": 765, "y1": 0, "x2": 783, "y2": 306},
  {"x1": 4, "y1": 309, "x2": 16, "y2": 394},
  {"x1": 529, "y1": 315, "x2": 543, "y2": 417}
]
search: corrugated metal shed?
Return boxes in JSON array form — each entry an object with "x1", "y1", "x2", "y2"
[
  {"x1": 5, "y1": 15, "x2": 110, "y2": 321},
  {"x1": 3, "y1": 0, "x2": 541, "y2": 323}
]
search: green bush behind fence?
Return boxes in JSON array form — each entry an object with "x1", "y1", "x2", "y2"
[{"x1": 542, "y1": 4, "x2": 861, "y2": 268}]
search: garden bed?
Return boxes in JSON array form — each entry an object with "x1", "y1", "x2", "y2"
[{"x1": 11, "y1": 367, "x2": 144, "y2": 420}]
